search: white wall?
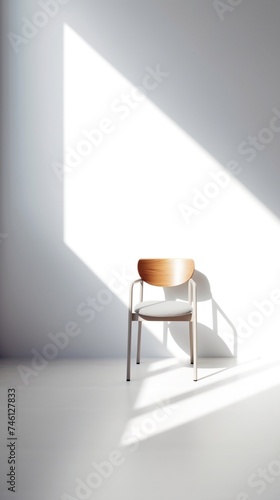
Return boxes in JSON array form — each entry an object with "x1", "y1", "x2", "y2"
[{"x1": 1, "y1": 0, "x2": 280, "y2": 362}]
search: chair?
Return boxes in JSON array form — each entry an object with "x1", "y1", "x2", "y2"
[{"x1": 126, "y1": 258, "x2": 197, "y2": 381}]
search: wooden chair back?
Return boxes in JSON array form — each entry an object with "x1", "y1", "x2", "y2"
[{"x1": 138, "y1": 258, "x2": 194, "y2": 287}]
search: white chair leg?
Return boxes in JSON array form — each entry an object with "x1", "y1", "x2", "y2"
[
  {"x1": 193, "y1": 319, "x2": 197, "y2": 381},
  {"x1": 126, "y1": 313, "x2": 132, "y2": 381},
  {"x1": 189, "y1": 321, "x2": 193, "y2": 365},
  {"x1": 136, "y1": 320, "x2": 142, "y2": 364}
]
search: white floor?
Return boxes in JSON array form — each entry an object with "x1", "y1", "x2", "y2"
[{"x1": 1, "y1": 357, "x2": 280, "y2": 500}]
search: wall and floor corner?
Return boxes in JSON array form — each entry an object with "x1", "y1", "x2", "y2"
[{"x1": 0, "y1": 2, "x2": 280, "y2": 498}]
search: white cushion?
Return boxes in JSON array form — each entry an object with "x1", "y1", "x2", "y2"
[{"x1": 134, "y1": 300, "x2": 192, "y2": 318}]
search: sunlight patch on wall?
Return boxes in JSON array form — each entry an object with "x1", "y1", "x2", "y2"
[{"x1": 63, "y1": 24, "x2": 222, "y2": 284}]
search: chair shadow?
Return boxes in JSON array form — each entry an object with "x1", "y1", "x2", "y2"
[{"x1": 163, "y1": 270, "x2": 238, "y2": 378}]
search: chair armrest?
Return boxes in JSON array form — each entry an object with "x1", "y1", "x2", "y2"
[{"x1": 128, "y1": 278, "x2": 143, "y2": 315}]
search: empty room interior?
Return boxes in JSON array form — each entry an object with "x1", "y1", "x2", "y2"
[{"x1": 1, "y1": 1, "x2": 280, "y2": 499}]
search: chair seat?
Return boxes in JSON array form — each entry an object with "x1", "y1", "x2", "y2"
[{"x1": 134, "y1": 300, "x2": 193, "y2": 318}]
